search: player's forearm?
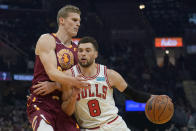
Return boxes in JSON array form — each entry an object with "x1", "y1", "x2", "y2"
[
  {"x1": 123, "y1": 85, "x2": 151, "y2": 103},
  {"x1": 61, "y1": 97, "x2": 77, "y2": 116},
  {"x1": 55, "y1": 82, "x2": 62, "y2": 91},
  {"x1": 47, "y1": 69, "x2": 74, "y2": 86}
]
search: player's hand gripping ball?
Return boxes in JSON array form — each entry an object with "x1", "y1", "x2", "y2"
[{"x1": 145, "y1": 95, "x2": 174, "y2": 124}]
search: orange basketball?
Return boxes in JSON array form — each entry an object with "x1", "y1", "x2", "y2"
[{"x1": 145, "y1": 95, "x2": 174, "y2": 124}]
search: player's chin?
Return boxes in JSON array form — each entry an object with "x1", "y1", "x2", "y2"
[
  {"x1": 71, "y1": 32, "x2": 78, "y2": 37},
  {"x1": 81, "y1": 64, "x2": 90, "y2": 68}
]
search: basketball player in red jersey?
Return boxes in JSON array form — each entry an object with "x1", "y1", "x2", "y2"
[{"x1": 27, "y1": 5, "x2": 90, "y2": 131}]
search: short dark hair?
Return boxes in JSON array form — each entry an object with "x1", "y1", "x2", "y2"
[
  {"x1": 78, "y1": 36, "x2": 99, "y2": 51},
  {"x1": 57, "y1": 5, "x2": 81, "y2": 25}
]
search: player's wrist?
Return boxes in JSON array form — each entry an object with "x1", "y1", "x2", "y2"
[{"x1": 55, "y1": 82, "x2": 62, "y2": 91}]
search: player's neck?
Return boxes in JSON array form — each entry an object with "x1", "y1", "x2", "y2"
[
  {"x1": 79, "y1": 63, "x2": 97, "y2": 78},
  {"x1": 56, "y1": 29, "x2": 72, "y2": 46}
]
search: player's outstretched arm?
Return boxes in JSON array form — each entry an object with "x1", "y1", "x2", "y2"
[
  {"x1": 34, "y1": 34, "x2": 90, "y2": 94},
  {"x1": 107, "y1": 69, "x2": 151, "y2": 103}
]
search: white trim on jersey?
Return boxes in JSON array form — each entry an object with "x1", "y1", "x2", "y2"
[
  {"x1": 75, "y1": 64, "x2": 100, "y2": 80},
  {"x1": 104, "y1": 66, "x2": 112, "y2": 88},
  {"x1": 81, "y1": 116, "x2": 130, "y2": 131},
  {"x1": 37, "y1": 120, "x2": 54, "y2": 131}
]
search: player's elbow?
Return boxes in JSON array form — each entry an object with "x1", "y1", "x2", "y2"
[
  {"x1": 48, "y1": 75, "x2": 56, "y2": 82},
  {"x1": 65, "y1": 111, "x2": 74, "y2": 116},
  {"x1": 63, "y1": 110, "x2": 73, "y2": 116}
]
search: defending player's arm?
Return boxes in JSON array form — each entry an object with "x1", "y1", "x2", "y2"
[
  {"x1": 33, "y1": 34, "x2": 89, "y2": 95},
  {"x1": 107, "y1": 69, "x2": 151, "y2": 103},
  {"x1": 61, "y1": 69, "x2": 80, "y2": 116},
  {"x1": 61, "y1": 87, "x2": 80, "y2": 116},
  {"x1": 36, "y1": 34, "x2": 76, "y2": 85},
  {"x1": 34, "y1": 69, "x2": 80, "y2": 115}
]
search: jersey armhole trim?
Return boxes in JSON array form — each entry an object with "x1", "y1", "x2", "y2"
[
  {"x1": 70, "y1": 68, "x2": 75, "y2": 77},
  {"x1": 104, "y1": 66, "x2": 112, "y2": 89},
  {"x1": 50, "y1": 33, "x2": 62, "y2": 44}
]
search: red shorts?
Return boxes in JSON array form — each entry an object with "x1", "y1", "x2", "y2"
[{"x1": 27, "y1": 94, "x2": 79, "y2": 131}]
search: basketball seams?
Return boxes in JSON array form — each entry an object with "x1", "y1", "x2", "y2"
[
  {"x1": 153, "y1": 96, "x2": 157, "y2": 123},
  {"x1": 158, "y1": 112, "x2": 173, "y2": 124},
  {"x1": 145, "y1": 97, "x2": 155, "y2": 123},
  {"x1": 145, "y1": 95, "x2": 174, "y2": 124},
  {"x1": 158, "y1": 111, "x2": 173, "y2": 124},
  {"x1": 158, "y1": 101, "x2": 174, "y2": 124},
  {"x1": 157, "y1": 96, "x2": 168, "y2": 123}
]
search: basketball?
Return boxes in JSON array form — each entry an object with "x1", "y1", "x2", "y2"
[{"x1": 145, "y1": 95, "x2": 174, "y2": 124}]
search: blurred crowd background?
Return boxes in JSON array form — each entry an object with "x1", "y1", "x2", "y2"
[{"x1": 0, "y1": 0, "x2": 196, "y2": 131}]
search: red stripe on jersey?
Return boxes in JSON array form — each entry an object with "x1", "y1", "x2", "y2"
[
  {"x1": 87, "y1": 116, "x2": 119, "y2": 130},
  {"x1": 76, "y1": 64, "x2": 81, "y2": 74},
  {"x1": 104, "y1": 66, "x2": 112, "y2": 88},
  {"x1": 76, "y1": 64, "x2": 100, "y2": 80},
  {"x1": 70, "y1": 68, "x2": 75, "y2": 77}
]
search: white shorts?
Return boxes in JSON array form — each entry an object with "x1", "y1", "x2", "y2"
[{"x1": 81, "y1": 116, "x2": 130, "y2": 131}]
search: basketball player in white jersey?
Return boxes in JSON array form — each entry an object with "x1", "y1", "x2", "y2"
[
  {"x1": 59, "y1": 36, "x2": 155, "y2": 131},
  {"x1": 36, "y1": 36, "x2": 170, "y2": 130}
]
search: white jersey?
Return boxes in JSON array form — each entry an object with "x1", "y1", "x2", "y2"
[{"x1": 71, "y1": 64, "x2": 119, "y2": 129}]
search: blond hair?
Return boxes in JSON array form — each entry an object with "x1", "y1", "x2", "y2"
[{"x1": 57, "y1": 5, "x2": 81, "y2": 25}]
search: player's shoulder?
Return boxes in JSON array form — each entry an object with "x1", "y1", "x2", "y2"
[
  {"x1": 39, "y1": 33, "x2": 54, "y2": 42},
  {"x1": 37, "y1": 33, "x2": 55, "y2": 46},
  {"x1": 107, "y1": 68, "x2": 117, "y2": 75},
  {"x1": 106, "y1": 68, "x2": 122, "y2": 79},
  {"x1": 35, "y1": 33, "x2": 56, "y2": 54}
]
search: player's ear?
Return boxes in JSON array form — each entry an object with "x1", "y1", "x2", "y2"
[
  {"x1": 59, "y1": 17, "x2": 65, "y2": 25},
  {"x1": 95, "y1": 51, "x2": 98, "y2": 59}
]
